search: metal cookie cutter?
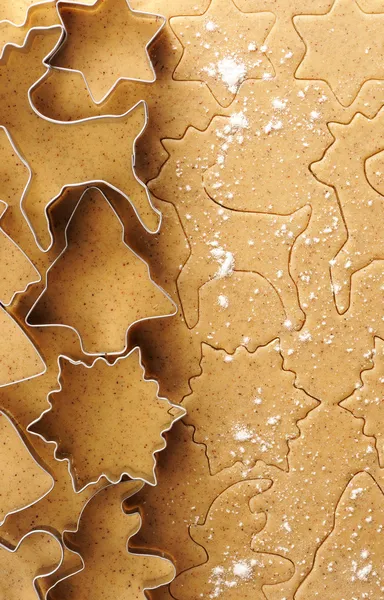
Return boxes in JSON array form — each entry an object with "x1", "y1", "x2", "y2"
[
  {"x1": 0, "y1": 528, "x2": 65, "y2": 600},
  {"x1": 27, "y1": 345, "x2": 186, "y2": 493},
  {"x1": 0, "y1": 200, "x2": 41, "y2": 307},
  {"x1": 0, "y1": 0, "x2": 96, "y2": 29},
  {"x1": 0, "y1": 410, "x2": 54, "y2": 529},
  {"x1": 47, "y1": 480, "x2": 176, "y2": 599},
  {"x1": 0, "y1": 305, "x2": 46, "y2": 388},
  {"x1": 0, "y1": 25, "x2": 163, "y2": 252},
  {"x1": 25, "y1": 186, "x2": 177, "y2": 357},
  {"x1": 0, "y1": 1, "x2": 55, "y2": 28},
  {"x1": 50, "y1": 0, "x2": 166, "y2": 104}
]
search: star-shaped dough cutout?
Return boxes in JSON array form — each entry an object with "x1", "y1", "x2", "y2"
[
  {"x1": 170, "y1": 0, "x2": 275, "y2": 107},
  {"x1": 294, "y1": 0, "x2": 384, "y2": 106},
  {"x1": 51, "y1": 0, "x2": 165, "y2": 103}
]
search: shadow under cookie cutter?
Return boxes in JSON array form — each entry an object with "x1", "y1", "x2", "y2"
[
  {"x1": 0, "y1": 410, "x2": 54, "y2": 530},
  {"x1": 26, "y1": 346, "x2": 186, "y2": 494},
  {"x1": 25, "y1": 185, "x2": 177, "y2": 357},
  {"x1": 46, "y1": 480, "x2": 176, "y2": 599},
  {"x1": 0, "y1": 25, "x2": 163, "y2": 252},
  {"x1": 49, "y1": 0, "x2": 166, "y2": 105},
  {"x1": 0, "y1": 528, "x2": 65, "y2": 599}
]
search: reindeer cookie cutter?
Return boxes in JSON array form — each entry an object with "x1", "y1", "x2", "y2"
[
  {"x1": 50, "y1": 0, "x2": 166, "y2": 105},
  {"x1": 0, "y1": 20, "x2": 164, "y2": 253},
  {"x1": 27, "y1": 347, "x2": 186, "y2": 494}
]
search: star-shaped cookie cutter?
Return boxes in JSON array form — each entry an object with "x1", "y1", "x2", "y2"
[{"x1": 49, "y1": 0, "x2": 166, "y2": 104}]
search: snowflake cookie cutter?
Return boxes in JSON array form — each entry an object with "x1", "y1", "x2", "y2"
[
  {"x1": 25, "y1": 185, "x2": 177, "y2": 357},
  {"x1": 0, "y1": 528, "x2": 65, "y2": 599},
  {"x1": 0, "y1": 410, "x2": 54, "y2": 530},
  {"x1": 49, "y1": 0, "x2": 167, "y2": 105},
  {"x1": 46, "y1": 480, "x2": 176, "y2": 598},
  {"x1": 26, "y1": 346, "x2": 186, "y2": 494},
  {"x1": 0, "y1": 24, "x2": 163, "y2": 252}
]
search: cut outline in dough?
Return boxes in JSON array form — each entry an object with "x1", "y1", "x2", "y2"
[
  {"x1": 169, "y1": 0, "x2": 276, "y2": 108},
  {"x1": 293, "y1": 0, "x2": 384, "y2": 107},
  {"x1": 294, "y1": 470, "x2": 384, "y2": 596},
  {"x1": 149, "y1": 127, "x2": 310, "y2": 332}
]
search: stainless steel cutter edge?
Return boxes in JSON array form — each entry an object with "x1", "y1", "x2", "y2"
[
  {"x1": 0, "y1": 528, "x2": 65, "y2": 599},
  {"x1": 25, "y1": 185, "x2": 177, "y2": 357},
  {"x1": 26, "y1": 345, "x2": 186, "y2": 494},
  {"x1": 45, "y1": 480, "x2": 176, "y2": 598},
  {"x1": 50, "y1": 0, "x2": 166, "y2": 105},
  {"x1": 0, "y1": 23, "x2": 163, "y2": 252},
  {"x1": 0, "y1": 409, "x2": 54, "y2": 529}
]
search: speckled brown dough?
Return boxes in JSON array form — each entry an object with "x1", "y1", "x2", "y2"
[{"x1": 0, "y1": 0, "x2": 384, "y2": 599}]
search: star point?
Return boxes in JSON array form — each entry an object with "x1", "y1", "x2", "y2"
[
  {"x1": 294, "y1": 0, "x2": 384, "y2": 106},
  {"x1": 170, "y1": 0, "x2": 275, "y2": 107},
  {"x1": 52, "y1": 0, "x2": 165, "y2": 103}
]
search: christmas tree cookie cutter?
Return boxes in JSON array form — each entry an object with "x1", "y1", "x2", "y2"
[
  {"x1": 0, "y1": 25, "x2": 162, "y2": 252},
  {"x1": 25, "y1": 186, "x2": 177, "y2": 357}
]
